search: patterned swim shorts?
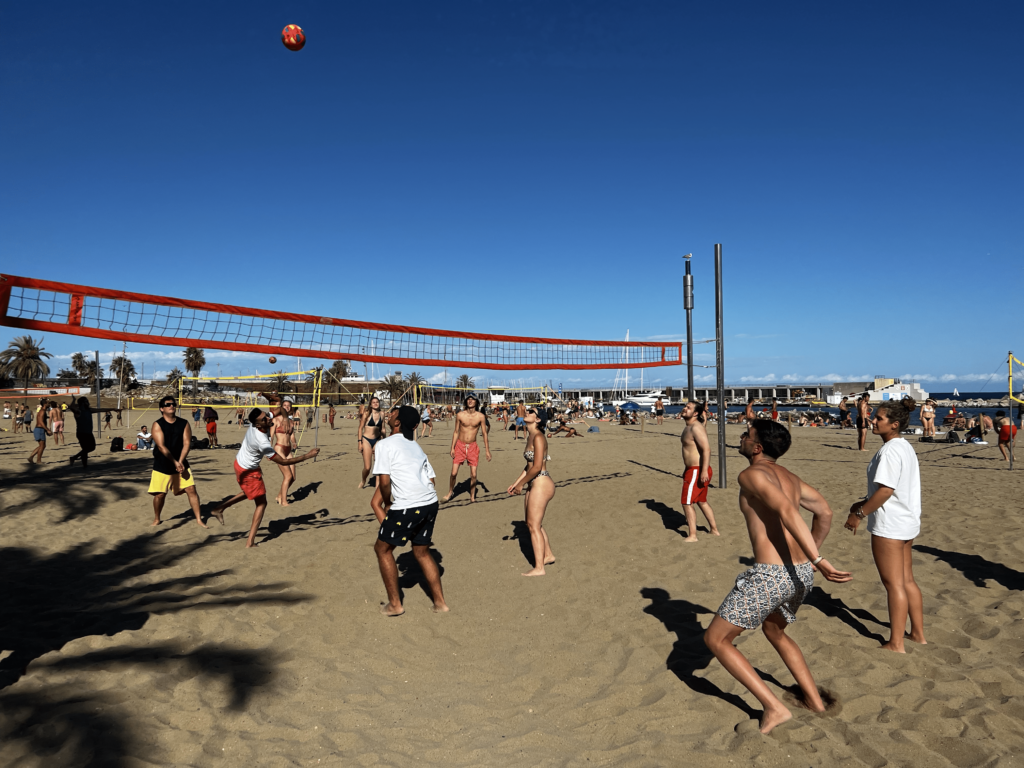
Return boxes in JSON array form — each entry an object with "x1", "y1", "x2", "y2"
[{"x1": 717, "y1": 562, "x2": 814, "y2": 630}]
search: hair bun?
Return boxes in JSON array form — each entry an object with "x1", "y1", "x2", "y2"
[{"x1": 901, "y1": 397, "x2": 917, "y2": 411}]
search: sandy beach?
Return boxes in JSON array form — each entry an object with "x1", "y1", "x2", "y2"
[{"x1": 2, "y1": 411, "x2": 1023, "y2": 766}]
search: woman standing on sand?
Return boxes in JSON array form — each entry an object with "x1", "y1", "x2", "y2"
[
  {"x1": 844, "y1": 397, "x2": 925, "y2": 653},
  {"x1": 920, "y1": 398, "x2": 936, "y2": 437},
  {"x1": 507, "y1": 409, "x2": 556, "y2": 576},
  {"x1": 358, "y1": 396, "x2": 385, "y2": 489}
]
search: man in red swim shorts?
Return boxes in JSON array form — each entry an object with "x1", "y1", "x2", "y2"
[
  {"x1": 443, "y1": 395, "x2": 491, "y2": 503},
  {"x1": 994, "y1": 410, "x2": 1017, "y2": 462},
  {"x1": 208, "y1": 408, "x2": 319, "y2": 547},
  {"x1": 679, "y1": 400, "x2": 720, "y2": 542},
  {"x1": 205, "y1": 408, "x2": 219, "y2": 448}
]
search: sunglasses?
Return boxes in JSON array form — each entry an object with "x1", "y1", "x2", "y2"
[{"x1": 160, "y1": 402, "x2": 175, "y2": 408}]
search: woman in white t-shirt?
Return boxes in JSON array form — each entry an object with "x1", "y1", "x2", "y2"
[{"x1": 844, "y1": 397, "x2": 926, "y2": 653}]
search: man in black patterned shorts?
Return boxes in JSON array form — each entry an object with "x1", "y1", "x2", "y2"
[{"x1": 703, "y1": 420, "x2": 852, "y2": 734}]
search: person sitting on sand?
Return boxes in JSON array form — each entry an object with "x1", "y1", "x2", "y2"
[
  {"x1": 207, "y1": 407, "x2": 320, "y2": 548},
  {"x1": 372, "y1": 406, "x2": 447, "y2": 616},
  {"x1": 704, "y1": 420, "x2": 851, "y2": 734},
  {"x1": 136, "y1": 425, "x2": 153, "y2": 450},
  {"x1": 549, "y1": 422, "x2": 582, "y2": 437}
]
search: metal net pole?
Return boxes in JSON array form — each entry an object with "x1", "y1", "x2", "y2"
[{"x1": 714, "y1": 245, "x2": 727, "y2": 488}]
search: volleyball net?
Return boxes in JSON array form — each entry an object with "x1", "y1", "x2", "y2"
[
  {"x1": 0, "y1": 274, "x2": 682, "y2": 371},
  {"x1": 416, "y1": 384, "x2": 558, "y2": 408},
  {"x1": 176, "y1": 368, "x2": 323, "y2": 410}
]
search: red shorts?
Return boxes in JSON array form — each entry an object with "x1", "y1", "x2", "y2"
[
  {"x1": 999, "y1": 425, "x2": 1018, "y2": 443},
  {"x1": 682, "y1": 466, "x2": 712, "y2": 505},
  {"x1": 453, "y1": 440, "x2": 479, "y2": 467},
  {"x1": 206, "y1": 422, "x2": 217, "y2": 435},
  {"x1": 234, "y1": 460, "x2": 267, "y2": 500}
]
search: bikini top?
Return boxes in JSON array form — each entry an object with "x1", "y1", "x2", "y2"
[
  {"x1": 523, "y1": 450, "x2": 551, "y2": 462},
  {"x1": 367, "y1": 412, "x2": 382, "y2": 428}
]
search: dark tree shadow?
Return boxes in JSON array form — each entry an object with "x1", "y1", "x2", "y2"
[
  {"x1": 914, "y1": 545, "x2": 1024, "y2": 590},
  {"x1": 396, "y1": 548, "x2": 445, "y2": 602},
  {"x1": 640, "y1": 587, "x2": 758, "y2": 719},
  {"x1": 260, "y1": 510, "x2": 373, "y2": 545},
  {"x1": 503, "y1": 520, "x2": 534, "y2": 566},
  {"x1": 803, "y1": 587, "x2": 886, "y2": 642},
  {"x1": 0, "y1": 524, "x2": 311, "y2": 690},
  {"x1": 289, "y1": 481, "x2": 322, "y2": 502}
]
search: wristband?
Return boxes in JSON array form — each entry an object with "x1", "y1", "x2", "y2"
[
  {"x1": 811, "y1": 555, "x2": 824, "y2": 566},
  {"x1": 854, "y1": 506, "x2": 866, "y2": 520}
]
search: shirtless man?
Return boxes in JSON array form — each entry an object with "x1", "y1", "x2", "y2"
[
  {"x1": 838, "y1": 396, "x2": 850, "y2": 430},
  {"x1": 270, "y1": 396, "x2": 298, "y2": 505},
  {"x1": 443, "y1": 395, "x2": 492, "y2": 502},
  {"x1": 680, "y1": 400, "x2": 720, "y2": 541},
  {"x1": 703, "y1": 420, "x2": 851, "y2": 734},
  {"x1": 744, "y1": 397, "x2": 757, "y2": 424},
  {"x1": 27, "y1": 398, "x2": 52, "y2": 465},
  {"x1": 514, "y1": 399, "x2": 527, "y2": 440},
  {"x1": 857, "y1": 395, "x2": 872, "y2": 451},
  {"x1": 655, "y1": 397, "x2": 665, "y2": 426},
  {"x1": 328, "y1": 403, "x2": 336, "y2": 430},
  {"x1": 994, "y1": 410, "x2": 1017, "y2": 461}
]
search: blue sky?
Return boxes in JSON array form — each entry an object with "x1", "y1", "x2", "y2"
[{"x1": 2, "y1": 2, "x2": 1020, "y2": 393}]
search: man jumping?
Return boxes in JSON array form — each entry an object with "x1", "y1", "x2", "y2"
[
  {"x1": 443, "y1": 395, "x2": 491, "y2": 502},
  {"x1": 704, "y1": 420, "x2": 852, "y2": 734}
]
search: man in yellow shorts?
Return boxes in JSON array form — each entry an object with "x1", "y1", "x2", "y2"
[{"x1": 149, "y1": 396, "x2": 206, "y2": 527}]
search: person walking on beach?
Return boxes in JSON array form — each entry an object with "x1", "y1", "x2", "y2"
[
  {"x1": 48, "y1": 400, "x2": 65, "y2": 447},
  {"x1": 771, "y1": 397, "x2": 779, "y2": 422},
  {"x1": 838, "y1": 397, "x2": 850, "y2": 430},
  {"x1": 358, "y1": 396, "x2": 386, "y2": 490},
  {"x1": 206, "y1": 408, "x2": 320, "y2": 547},
  {"x1": 205, "y1": 408, "x2": 219, "y2": 448},
  {"x1": 149, "y1": 396, "x2": 206, "y2": 528},
  {"x1": 844, "y1": 397, "x2": 925, "y2": 653},
  {"x1": 508, "y1": 408, "x2": 556, "y2": 575},
  {"x1": 372, "y1": 406, "x2": 448, "y2": 616},
  {"x1": 443, "y1": 395, "x2": 491, "y2": 502},
  {"x1": 420, "y1": 405, "x2": 433, "y2": 438},
  {"x1": 856, "y1": 395, "x2": 872, "y2": 450},
  {"x1": 514, "y1": 400, "x2": 527, "y2": 440},
  {"x1": 27, "y1": 398, "x2": 52, "y2": 465},
  {"x1": 271, "y1": 396, "x2": 299, "y2": 504},
  {"x1": 993, "y1": 410, "x2": 1017, "y2": 461},
  {"x1": 744, "y1": 397, "x2": 756, "y2": 424},
  {"x1": 655, "y1": 396, "x2": 665, "y2": 426},
  {"x1": 704, "y1": 420, "x2": 851, "y2": 734},
  {"x1": 680, "y1": 400, "x2": 720, "y2": 542}
]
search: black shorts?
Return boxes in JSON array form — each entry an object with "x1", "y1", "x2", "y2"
[
  {"x1": 378, "y1": 501, "x2": 439, "y2": 547},
  {"x1": 655, "y1": 409, "x2": 664, "y2": 416},
  {"x1": 856, "y1": 416, "x2": 866, "y2": 429}
]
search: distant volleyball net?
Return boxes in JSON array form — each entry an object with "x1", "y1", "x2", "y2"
[{"x1": 0, "y1": 275, "x2": 681, "y2": 371}]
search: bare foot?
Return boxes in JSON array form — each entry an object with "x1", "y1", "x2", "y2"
[
  {"x1": 432, "y1": 603, "x2": 450, "y2": 613},
  {"x1": 357, "y1": 482, "x2": 365, "y2": 490},
  {"x1": 380, "y1": 602, "x2": 405, "y2": 617},
  {"x1": 880, "y1": 641, "x2": 906, "y2": 653},
  {"x1": 522, "y1": 567, "x2": 546, "y2": 576},
  {"x1": 151, "y1": 519, "x2": 162, "y2": 526},
  {"x1": 194, "y1": 519, "x2": 209, "y2": 529},
  {"x1": 469, "y1": 496, "x2": 476, "y2": 503},
  {"x1": 209, "y1": 508, "x2": 225, "y2": 525},
  {"x1": 710, "y1": 529, "x2": 721, "y2": 536},
  {"x1": 442, "y1": 493, "x2": 453, "y2": 502},
  {"x1": 543, "y1": 557, "x2": 556, "y2": 565},
  {"x1": 280, "y1": 499, "x2": 290, "y2": 507},
  {"x1": 246, "y1": 541, "x2": 258, "y2": 549},
  {"x1": 759, "y1": 705, "x2": 792, "y2": 734},
  {"x1": 683, "y1": 536, "x2": 699, "y2": 543},
  {"x1": 906, "y1": 632, "x2": 927, "y2": 644}
]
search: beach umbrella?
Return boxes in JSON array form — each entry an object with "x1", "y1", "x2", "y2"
[{"x1": 619, "y1": 401, "x2": 641, "y2": 411}]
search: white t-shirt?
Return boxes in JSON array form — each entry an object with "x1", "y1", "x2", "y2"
[
  {"x1": 372, "y1": 433, "x2": 437, "y2": 509},
  {"x1": 235, "y1": 425, "x2": 277, "y2": 470},
  {"x1": 137, "y1": 431, "x2": 151, "y2": 441},
  {"x1": 866, "y1": 437, "x2": 921, "y2": 540}
]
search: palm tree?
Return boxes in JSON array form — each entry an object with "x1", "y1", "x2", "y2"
[
  {"x1": 71, "y1": 352, "x2": 90, "y2": 378},
  {"x1": 57, "y1": 368, "x2": 78, "y2": 380},
  {"x1": 0, "y1": 335, "x2": 53, "y2": 389},
  {"x1": 79, "y1": 360, "x2": 100, "y2": 383},
  {"x1": 405, "y1": 371, "x2": 426, "y2": 404},
  {"x1": 381, "y1": 373, "x2": 406, "y2": 404},
  {"x1": 327, "y1": 360, "x2": 350, "y2": 394},
  {"x1": 183, "y1": 347, "x2": 206, "y2": 395},
  {"x1": 166, "y1": 367, "x2": 184, "y2": 385},
  {"x1": 109, "y1": 355, "x2": 136, "y2": 383},
  {"x1": 272, "y1": 370, "x2": 289, "y2": 390},
  {"x1": 455, "y1": 374, "x2": 475, "y2": 390}
]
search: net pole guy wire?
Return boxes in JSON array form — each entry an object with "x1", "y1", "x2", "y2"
[{"x1": 0, "y1": 274, "x2": 681, "y2": 371}]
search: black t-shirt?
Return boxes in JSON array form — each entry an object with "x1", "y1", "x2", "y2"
[
  {"x1": 153, "y1": 416, "x2": 190, "y2": 475},
  {"x1": 74, "y1": 405, "x2": 94, "y2": 437}
]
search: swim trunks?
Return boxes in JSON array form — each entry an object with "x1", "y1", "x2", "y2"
[
  {"x1": 52, "y1": 421, "x2": 63, "y2": 433},
  {"x1": 148, "y1": 468, "x2": 196, "y2": 495},
  {"x1": 233, "y1": 459, "x2": 267, "y2": 499},
  {"x1": 856, "y1": 416, "x2": 866, "y2": 429},
  {"x1": 999, "y1": 425, "x2": 1018, "y2": 442},
  {"x1": 656, "y1": 409, "x2": 665, "y2": 416},
  {"x1": 453, "y1": 440, "x2": 479, "y2": 466},
  {"x1": 206, "y1": 422, "x2": 217, "y2": 435},
  {"x1": 33, "y1": 426, "x2": 46, "y2": 441},
  {"x1": 717, "y1": 562, "x2": 814, "y2": 629},
  {"x1": 516, "y1": 417, "x2": 525, "y2": 426},
  {"x1": 377, "y1": 500, "x2": 440, "y2": 547},
  {"x1": 681, "y1": 465, "x2": 713, "y2": 505}
]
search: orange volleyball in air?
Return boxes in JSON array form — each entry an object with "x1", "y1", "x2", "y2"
[
  {"x1": 282, "y1": 24, "x2": 305, "y2": 51},
  {"x1": 269, "y1": 356, "x2": 277, "y2": 364}
]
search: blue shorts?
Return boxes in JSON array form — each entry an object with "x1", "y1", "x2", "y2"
[
  {"x1": 34, "y1": 427, "x2": 47, "y2": 441},
  {"x1": 516, "y1": 417, "x2": 525, "y2": 426}
]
